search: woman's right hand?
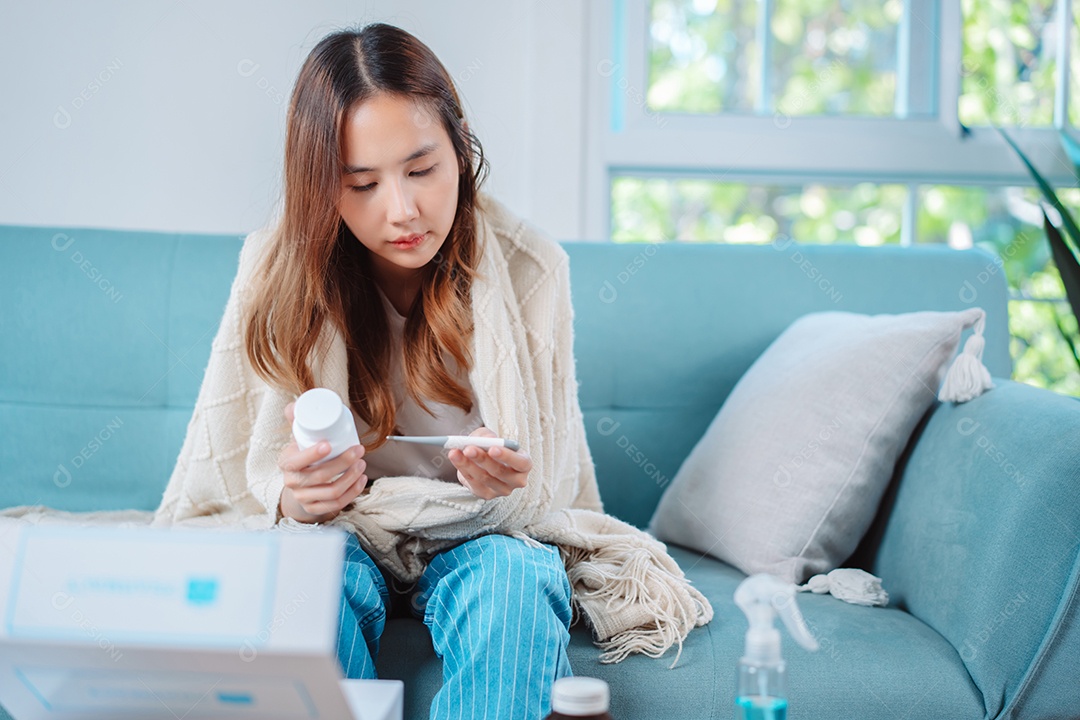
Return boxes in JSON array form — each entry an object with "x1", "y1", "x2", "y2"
[{"x1": 277, "y1": 401, "x2": 368, "y2": 524}]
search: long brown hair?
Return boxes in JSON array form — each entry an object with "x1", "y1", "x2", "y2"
[{"x1": 244, "y1": 23, "x2": 490, "y2": 451}]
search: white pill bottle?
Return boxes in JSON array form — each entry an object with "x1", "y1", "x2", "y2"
[{"x1": 292, "y1": 388, "x2": 361, "y2": 466}]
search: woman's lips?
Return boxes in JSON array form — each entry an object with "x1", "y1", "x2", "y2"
[{"x1": 391, "y1": 232, "x2": 426, "y2": 249}]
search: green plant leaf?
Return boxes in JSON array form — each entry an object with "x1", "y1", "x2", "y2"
[
  {"x1": 1042, "y1": 210, "x2": 1080, "y2": 371},
  {"x1": 997, "y1": 126, "x2": 1080, "y2": 260},
  {"x1": 997, "y1": 125, "x2": 1080, "y2": 376},
  {"x1": 1049, "y1": 301, "x2": 1080, "y2": 372}
]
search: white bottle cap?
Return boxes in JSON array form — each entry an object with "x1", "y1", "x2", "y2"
[
  {"x1": 745, "y1": 626, "x2": 782, "y2": 665},
  {"x1": 292, "y1": 388, "x2": 359, "y2": 463},
  {"x1": 551, "y1": 677, "x2": 609, "y2": 716}
]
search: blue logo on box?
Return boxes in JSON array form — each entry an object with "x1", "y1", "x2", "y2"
[{"x1": 186, "y1": 578, "x2": 219, "y2": 605}]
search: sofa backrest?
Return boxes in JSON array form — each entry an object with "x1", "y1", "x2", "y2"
[
  {"x1": 2, "y1": 226, "x2": 244, "y2": 512},
  {"x1": 563, "y1": 240, "x2": 1011, "y2": 527},
  {"x1": 0, "y1": 226, "x2": 1011, "y2": 524}
]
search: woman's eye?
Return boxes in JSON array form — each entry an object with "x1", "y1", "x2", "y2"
[{"x1": 349, "y1": 166, "x2": 435, "y2": 193}]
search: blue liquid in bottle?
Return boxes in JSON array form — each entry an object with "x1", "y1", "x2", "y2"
[{"x1": 735, "y1": 695, "x2": 788, "y2": 720}]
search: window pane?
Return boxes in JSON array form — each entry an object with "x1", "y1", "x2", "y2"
[
  {"x1": 610, "y1": 176, "x2": 906, "y2": 244},
  {"x1": 646, "y1": 0, "x2": 908, "y2": 117},
  {"x1": 960, "y1": 0, "x2": 1059, "y2": 127},
  {"x1": 647, "y1": 0, "x2": 760, "y2": 113},
  {"x1": 915, "y1": 185, "x2": 1044, "y2": 259},
  {"x1": 772, "y1": 0, "x2": 902, "y2": 117},
  {"x1": 1011, "y1": 299, "x2": 1080, "y2": 395},
  {"x1": 916, "y1": 184, "x2": 1079, "y2": 290},
  {"x1": 914, "y1": 183, "x2": 1079, "y2": 395}
]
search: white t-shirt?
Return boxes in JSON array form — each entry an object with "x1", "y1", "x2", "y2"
[{"x1": 355, "y1": 286, "x2": 484, "y2": 483}]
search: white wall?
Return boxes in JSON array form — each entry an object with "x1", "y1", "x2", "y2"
[{"x1": 0, "y1": 0, "x2": 588, "y2": 240}]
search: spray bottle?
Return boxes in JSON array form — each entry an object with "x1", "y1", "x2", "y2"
[{"x1": 734, "y1": 574, "x2": 819, "y2": 720}]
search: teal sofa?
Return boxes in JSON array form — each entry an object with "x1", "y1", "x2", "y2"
[{"x1": 2, "y1": 225, "x2": 1078, "y2": 719}]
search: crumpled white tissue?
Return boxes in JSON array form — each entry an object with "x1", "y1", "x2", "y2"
[{"x1": 797, "y1": 568, "x2": 889, "y2": 607}]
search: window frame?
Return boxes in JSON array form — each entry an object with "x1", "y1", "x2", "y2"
[{"x1": 583, "y1": 0, "x2": 1080, "y2": 242}]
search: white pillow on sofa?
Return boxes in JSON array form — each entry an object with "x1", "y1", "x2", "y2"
[{"x1": 648, "y1": 307, "x2": 993, "y2": 585}]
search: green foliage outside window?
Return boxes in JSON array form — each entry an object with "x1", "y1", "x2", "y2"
[
  {"x1": 648, "y1": 0, "x2": 904, "y2": 116},
  {"x1": 959, "y1": 0, "x2": 1063, "y2": 128}
]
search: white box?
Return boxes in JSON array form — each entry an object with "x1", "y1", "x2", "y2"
[{"x1": 0, "y1": 524, "x2": 402, "y2": 720}]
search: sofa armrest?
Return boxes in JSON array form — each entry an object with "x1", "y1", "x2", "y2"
[{"x1": 868, "y1": 379, "x2": 1080, "y2": 719}]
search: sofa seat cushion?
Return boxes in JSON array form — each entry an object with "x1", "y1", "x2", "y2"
[{"x1": 376, "y1": 545, "x2": 985, "y2": 719}]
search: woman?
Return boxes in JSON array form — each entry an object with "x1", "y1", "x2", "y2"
[{"x1": 154, "y1": 22, "x2": 711, "y2": 720}]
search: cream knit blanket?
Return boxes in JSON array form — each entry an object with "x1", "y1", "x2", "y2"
[{"x1": 152, "y1": 192, "x2": 713, "y2": 665}]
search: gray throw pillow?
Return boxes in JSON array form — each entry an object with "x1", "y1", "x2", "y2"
[{"x1": 648, "y1": 308, "x2": 993, "y2": 584}]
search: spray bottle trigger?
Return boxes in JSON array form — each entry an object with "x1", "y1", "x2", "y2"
[{"x1": 773, "y1": 587, "x2": 819, "y2": 652}]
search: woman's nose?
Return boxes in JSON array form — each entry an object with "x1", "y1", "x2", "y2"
[{"x1": 386, "y1": 180, "x2": 419, "y2": 224}]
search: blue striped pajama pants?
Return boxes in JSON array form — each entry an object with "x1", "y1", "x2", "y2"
[{"x1": 336, "y1": 531, "x2": 575, "y2": 720}]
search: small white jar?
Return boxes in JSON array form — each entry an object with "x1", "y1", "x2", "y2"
[{"x1": 292, "y1": 388, "x2": 361, "y2": 466}]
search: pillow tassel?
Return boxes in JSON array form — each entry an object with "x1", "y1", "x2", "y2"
[
  {"x1": 797, "y1": 568, "x2": 889, "y2": 606},
  {"x1": 938, "y1": 309, "x2": 995, "y2": 403}
]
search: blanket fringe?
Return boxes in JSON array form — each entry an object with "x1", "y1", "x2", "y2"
[
  {"x1": 508, "y1": 529, "x2": 544, "y2": 549},
  {"x1": 560, "y1": 540, "x2": 711, "y2": 669}
]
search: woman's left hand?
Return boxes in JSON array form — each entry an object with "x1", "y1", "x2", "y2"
[{"x1": 448, "y1": 427, "x2": 531, "y2": 500}]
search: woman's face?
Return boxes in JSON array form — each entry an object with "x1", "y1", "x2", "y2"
[{"x1": 337, "y1": 93, "x2": 461, "y2": 286}]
